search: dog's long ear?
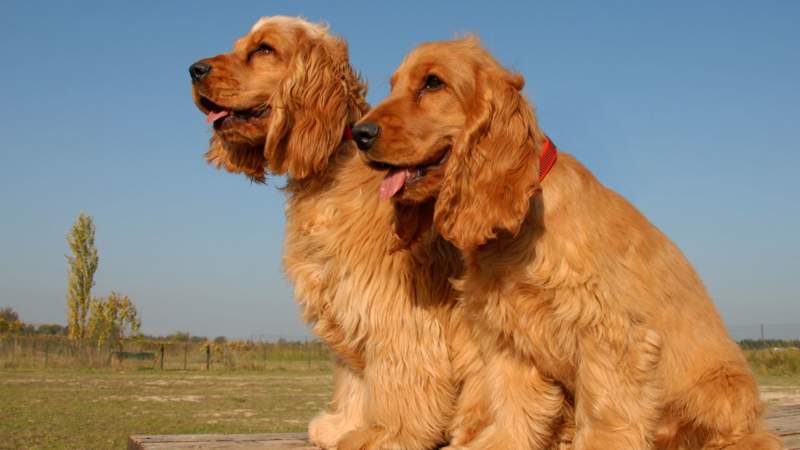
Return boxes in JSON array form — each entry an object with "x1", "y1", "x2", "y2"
[
  {"x1": 264, "y1": 34, "x2": 365, "y2": 179},
  {"x1": 205, "y1": 136, "x2": 268, "y2": 183},
  {"x1": 433, "y1": 68, "x2": 543, "y2": 251}
]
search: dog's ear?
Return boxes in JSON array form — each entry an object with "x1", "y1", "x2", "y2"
[
  {"x1": 205, "y1": 136, "x2": 267, "y2": 183},
  {"x1": 433, "y1": 68, "x2": 543, "y2": 251},
  {"x1": 264, "y1": 34, "x2": 364, "y2": 179}
]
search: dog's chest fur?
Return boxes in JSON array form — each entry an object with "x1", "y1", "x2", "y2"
[
  {"x1": 282, "y1": 152, "x2": 461, "y2": 374},
  {"x1": 459, "y1": 248, "x2": 590, "y2": 388}
]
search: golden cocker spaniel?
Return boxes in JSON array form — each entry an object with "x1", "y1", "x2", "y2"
[
  {"x1": 354, "y1": 37, "x2": 781, "y2": 450},
  {"x1": 190, "y1": 17, "x2": 495, "y2": 450}
]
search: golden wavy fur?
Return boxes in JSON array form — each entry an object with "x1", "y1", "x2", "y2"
[
  {"x1": 190, "y1": 17, "x2": 496, "y2": 450},
  {"x1": 358, "y1": 37, "x2": 782, "y2": 450}
]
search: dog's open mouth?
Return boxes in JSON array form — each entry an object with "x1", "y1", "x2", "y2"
[
  {"x1": 199, "y1": 96, "x2": 270, "y2": 128},
  {"x1": 370, "y1": 146, "x2": 451, "y2": 200}
]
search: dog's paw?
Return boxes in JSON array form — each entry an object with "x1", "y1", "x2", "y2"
[
  {"x1": 309, "y1": 411, "x2": 350, "y2": 449},
  {"x1": 336, "y1": 426, "x2": 390, "y2": 450},
  {"x1": 335, "y1": 428, "x2": 371, "y2": 450}
]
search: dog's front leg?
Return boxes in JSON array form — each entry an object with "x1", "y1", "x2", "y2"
[
  {"x1": 573, "y1": 326, "x2": 662, "y2": 450},
  {"x1": 336, "y1": 343, "x2": 455, "y2": 450},
  {"x1": 309, "y1": 361, "x2": 368, "y2": 449},
  {"x1": 447, "y1": 350, "x2": 566, "y2": 450}
]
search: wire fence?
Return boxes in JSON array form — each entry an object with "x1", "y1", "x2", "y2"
[
  {"x1": 1, "y1": 324, "x2": 798, "y2": 371},
  {"x1": 0, "y1": 335, "x2": 333, "y2": 371}
]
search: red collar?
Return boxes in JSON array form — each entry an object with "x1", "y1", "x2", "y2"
[
  {"x1": 538, "y1": 135, "x2": 558, "y2": 182},
  {"x1": 343, "y1": 125, "x2": 353, "y2": 141}
]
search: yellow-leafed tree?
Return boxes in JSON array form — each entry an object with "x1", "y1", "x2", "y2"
[
  {"x1": 0, "y1": 307, "x2": 22, "y2": 334},
  {"x1": 65, "y1": 211, "x2": 99, "y2": 346},
  {"x1": 87, "y1": 292, "x2": 141, "y2": 350}
]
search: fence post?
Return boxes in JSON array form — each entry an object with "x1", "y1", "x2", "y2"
[
  {"x1": 183, "y1": 343, "x2": 187, "y2": 371},
  {"x1": 760, "y1": 324, "x2": 765, "y2": 342},
  {"x1": 206, "y1": 344, "x2": 211, "y2": 371},
  {"x1": 44, "y1": 341, "x2": 49, "y2": 368},
  {"x1": 12, "y1": 336, "x2": 17, "y2": 364},
  {"x1": 160, "y1": 344, "x2": 165, "y2": 370}
]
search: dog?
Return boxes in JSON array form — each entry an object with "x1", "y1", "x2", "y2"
[
  {"x1": 189, "y1": 17, "x2": 496, "y2": 450},
  {"x1": 354, "y1": 36, "x2": 782, "y2": 450}
]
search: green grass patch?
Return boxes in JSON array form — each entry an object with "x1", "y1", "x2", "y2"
[
  {"x1": 745, "y1": 347, "x2": 800, "y2": 377},
  {"x1": 0, "y1": 366, "x2": 333, "y2": 450}
]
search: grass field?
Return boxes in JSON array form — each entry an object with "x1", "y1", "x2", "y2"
[
  {"x1": 0, "y1": 365, "x2": 333, "y2": 450},
  {"x1": 1, "y1": 349, "x2": 799, "y2": 449}
]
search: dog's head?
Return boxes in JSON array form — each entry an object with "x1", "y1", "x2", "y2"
[
  {"x1": 355, "y1": 37, "x2": 546, "y2": 250},
  {"x1": 190, "y1": 16, "x2": 367, "y2": 182}
]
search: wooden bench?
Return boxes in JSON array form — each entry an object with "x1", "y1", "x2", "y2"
[
  {"x1": 129, "y1": 404, "x2": 800, "y2": 449},
  {"x1": 113, "y1": 351, "x2": 156, "y2": 368},
  {"x1": 772, "y1": 404, "x2": 800, "y2": 449}
]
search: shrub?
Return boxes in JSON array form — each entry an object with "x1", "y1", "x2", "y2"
[{"x1": 745, "y1": 347, "x2": 800, "y2": 376}]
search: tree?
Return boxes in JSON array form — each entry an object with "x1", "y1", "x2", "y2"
[
  {"x1": 65, "y1": 211, "x2": 99, "y2": 345},
  {"x1": 0, "y1": 307, "x2": 22, "y2": 334},
  {"x1": 168, "y1": 331, "x2": 191, "y2": 342},
  {"x1": 0, "y1": 307, "x2": 19, "y2": 323},
  {"x1": 86, "y1": 292, "x2": 141, "y2": 350}
]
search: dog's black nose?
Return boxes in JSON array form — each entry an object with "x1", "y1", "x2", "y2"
[
  {"x1": 189, "y1": 62, "x2": 212, "y2": 83},
  {"x1": 352, "y1": 122, "x2": 380, "y2": 151}
]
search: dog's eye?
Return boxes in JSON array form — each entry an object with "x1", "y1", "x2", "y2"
[
  {"x1": 250, "y1": 43, "x2": 275, "y2": 59},
  {"x1": 422, "y1": 74, "x2": 444, "y2": 91}
]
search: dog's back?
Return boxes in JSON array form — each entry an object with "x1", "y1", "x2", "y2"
[{"x1": 535, "y1": 153, "x2": 779, "y2": 449}]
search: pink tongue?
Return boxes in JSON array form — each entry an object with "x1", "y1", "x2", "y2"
[
  {"x1": 379, "y1": 169, "x2": 411, "y2": 200},
  {"x1": 206, "y1": 110, "x2": 230, "y2": 124}
]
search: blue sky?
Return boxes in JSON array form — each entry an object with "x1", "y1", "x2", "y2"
[{"x1": 1, "y1": 1, "x2": 798, "y2": 339}]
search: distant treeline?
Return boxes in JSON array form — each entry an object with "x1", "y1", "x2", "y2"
[
  {"x1": 4, "y1": 324, "x2": 800, "y2": 350},
  {"x1": 739, "y1": 339, "x2": 800, "y2": 350},
  {"x1": 0, "y1": 324, "x2": 281, "y2": 346},
  {"x1": 3, "y1": 307, "x2": 243, "y2": 343},
  {"x1": 6, "y1": 323, "x2": 68, "y2": 335}
]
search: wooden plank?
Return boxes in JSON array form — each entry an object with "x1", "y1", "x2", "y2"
[
  {"x1": 129, "y1": 404, "x2": 800, "y2": 450},
  {"x1": 766, "y1": 404, "x2": 800, "y2": 449},
  {"x1": 767, "y1": 404, "x2": 800, "y2": 419},
  {"x1": 128, "y1": 433, "x2": 314, "y2": 450}
]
